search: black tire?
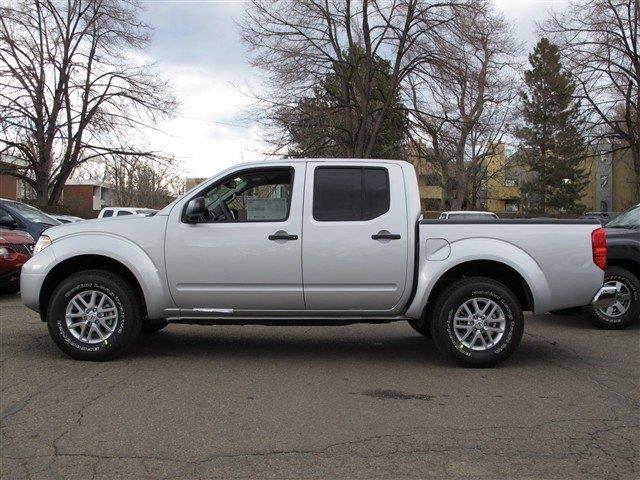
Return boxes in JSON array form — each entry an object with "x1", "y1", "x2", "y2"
[
  {"x1": 141, "y1": 320, "x2": 169, "y2": 334},
  {"x1": 430, "y1": 277, "x2": 524, "y2": 367},
  {"x1": 46, "y1": 270, "x2": 142, "y2": 360},
  {"x1": 589, "y1": 266, "x2": 639, "y2": 330},
  {"x1": 407, "y1": 317, "x2": 431, "y2": 338}
]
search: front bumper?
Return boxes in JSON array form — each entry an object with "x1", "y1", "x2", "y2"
[{"x1": 591, "y1": 285, "x2": 618, "y2": 309}]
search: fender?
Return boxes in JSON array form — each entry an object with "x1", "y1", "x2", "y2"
[
  {"x1": 405, "y1": 237, "x2": 552, "y2": 319},
  {"x1": 28, "y1": 233, "x2": 172, "y2": 319}
]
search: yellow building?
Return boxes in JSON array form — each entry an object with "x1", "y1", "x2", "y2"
[
  {"x1": 580, "y1": 147, "x2": 638, "y2": 212},
  {"x1": 411, "y1": 143, "x2": 638, "y2": 214},
  {"x1": 485, "y1": 144, "x2": 523, "y2": 212}
]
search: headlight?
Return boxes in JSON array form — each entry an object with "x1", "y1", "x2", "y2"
[
  {"x1": 33, "y1": 235, "x2": 52, "y2": 255},
  {"x1": 0, "y1": 247, "x2": 10, "y2": 259}
]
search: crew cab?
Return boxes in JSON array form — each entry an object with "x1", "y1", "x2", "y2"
[{"x1": 20, "y1": 159, "x2": 615, "y2": 366}]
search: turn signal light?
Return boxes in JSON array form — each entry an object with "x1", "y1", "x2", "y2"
[{"x1": 591, "y1": 227, "x2": 607, "y2": 271}]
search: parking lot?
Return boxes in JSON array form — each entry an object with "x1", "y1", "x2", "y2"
[{"x1": 1, "y1": 293, "x2": 638, "y2": 480}]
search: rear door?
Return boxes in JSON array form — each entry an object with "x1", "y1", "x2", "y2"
[{"x1": 302, "y1": 162, "x2": 409, "y2": 311}]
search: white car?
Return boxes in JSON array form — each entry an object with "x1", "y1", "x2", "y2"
[
  {"x1": 97, "y1": 207, "x2": 158, "y2": 218},
  {"x1": 439, "y1": 210, "x2": 499, "y2": 220}
]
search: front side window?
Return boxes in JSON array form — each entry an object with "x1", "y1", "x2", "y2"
[
  {"x1": 193, "y1": 168, "x2": 293, "y2": 223},
  {"x1": 117, "y1": 211, "x2": 133, "y2": 216},
  {"x1": 313, "y1": 167, "x2": 390, "y2": 221}
]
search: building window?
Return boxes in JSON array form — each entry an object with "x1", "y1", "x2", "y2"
[{"x1": 505, "y1": 200, "x2": 519, "y2": 212}]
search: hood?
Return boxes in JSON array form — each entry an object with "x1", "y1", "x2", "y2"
[
  {"x1": 42, "y1": 214, "x2": 165, "y2": 241},
  {"x1": 0, "y1": 228, "x2": 35, "y2": 245}
]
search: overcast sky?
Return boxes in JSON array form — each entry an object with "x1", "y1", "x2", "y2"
[{"x1": 139, "y1": 0, "x2": 569, "y2": 179}]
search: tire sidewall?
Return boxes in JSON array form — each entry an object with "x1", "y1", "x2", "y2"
[
  {"x1": 48, "y1": 273, "x2": 139, "y2": 359},
  {"x1": 434, "y1": 281, "x2": 524, "y2": 366},
  {"x1": 591, "y1": 268, "x2": 639, "y2": 327}
]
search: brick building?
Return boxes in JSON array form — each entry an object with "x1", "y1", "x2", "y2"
[{"x1": 62, "y1": 180, "x2": 115, "y2": 218}]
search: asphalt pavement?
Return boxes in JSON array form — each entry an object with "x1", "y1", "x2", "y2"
[{"x1": 1, "y1": 293, "x2": 638, "y2": 479}]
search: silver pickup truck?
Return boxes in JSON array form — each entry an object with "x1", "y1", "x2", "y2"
[{"x1": 21, "y1": 159, "x2": 615, "y2": 366}]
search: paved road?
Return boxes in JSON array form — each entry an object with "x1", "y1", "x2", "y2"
[{"x1": 1, "y1": 294, "x2": 638, "y2": 480}]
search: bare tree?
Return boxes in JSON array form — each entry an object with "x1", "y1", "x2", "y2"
[
  {"x1": 408, "y1": 1, "x2": 520, "y2": 209},
  {"x1": 0, "y1": 0, "x2": 176, "y2": 206},
  {"x1": 74, "y1": 154, "x2": 183, "y2": 209},
  {"x1": 544, "y1": 0, "x2": 640, "y2": 200},
  {"x1": 240, "y1": 0, "x2": 460, "y2": 158}
]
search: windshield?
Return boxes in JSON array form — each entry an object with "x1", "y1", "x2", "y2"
[
  {"x1": 606, "y1": 205, "x2": 640, "y2": 228},
  {"x1": 135, "y1": 209, "x2": 157, "y2": 215},
  {"x1": 8, "y1": 202, "x2": 61, "y2": 225}
]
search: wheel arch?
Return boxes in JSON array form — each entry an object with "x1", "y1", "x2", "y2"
[
  {"x1": 405, "y1": 237, "x2": 551, "y2": 319},
  {"x1": 38, "y1": 234, "x2": 171, "y2": 321},
  {"x1": 420, "y1": 260, "x2": 535, "y2": 322},
  {"x1": 39, "y1": 254, "x2": 148, "y2": 321},
  {"x1": 607, "y1": 258, "x2": 640, "y2": 281}
]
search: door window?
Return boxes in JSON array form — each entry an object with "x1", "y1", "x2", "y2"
[
  {"x1": 192, "y1": 168, "x2": 293, "y2": 223},
  {"x1": 102, "y1": 210, "x2": 113, "y2": 217},
  {"x1": 117, "y1": 210, "x2": 133, "y2": 216},
  {"x1": 313, "y1": 167, "x2": 389, "y2": 221}
]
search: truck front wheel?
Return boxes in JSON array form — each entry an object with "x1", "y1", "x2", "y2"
[
  {"x1": 46, "y1": 270, "x2": 142, "y2": 360},
  {"x1": 430, "y1": 277, "x2": 524, "y2": 367}
]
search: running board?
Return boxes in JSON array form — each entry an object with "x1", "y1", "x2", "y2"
[{"x1": 166, "y1": 316, "x2": 408, "y2": 326}]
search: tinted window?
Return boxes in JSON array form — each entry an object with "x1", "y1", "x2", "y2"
[
  {"x1": 6, "y1": 201, "x2": 60, "y2": 225},
  {"x1": 102, "y1": 210, "x2": 113, "y2": 217},
  {"x1": 0, "y1": 207, "x2": 15, "y2": 224},
  {"x1": 117, "y1": 210, "x2": 133, "y2": 216},
  {"x1": 313, "y1": 167, "x2": 389, "y2": 221},
  {"x1": 194, "y1": 168, "x2": 293, "y2": 223}
]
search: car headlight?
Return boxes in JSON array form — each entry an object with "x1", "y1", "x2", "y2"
[
  {"x1": 0, "y1": 247, "x2": 11, "y2": 259},
  {"x1": 33, "y1": 235, "x2": 52, "y2": 255}
]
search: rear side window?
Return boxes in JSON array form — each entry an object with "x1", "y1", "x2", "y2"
[
  {"x1": 313, "y1": 167, "x2": 390, "y2": 221},
  {"x1": 102, "y1": 210, "x2": 113, "y2": 217},
  {"x1": 117, "y1": 210, "x2": 133, "y2": 216}
]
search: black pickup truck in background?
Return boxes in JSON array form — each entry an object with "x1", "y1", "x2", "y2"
[{"x1": 589, "y1": 204, "x2": 640, "y2": 329}]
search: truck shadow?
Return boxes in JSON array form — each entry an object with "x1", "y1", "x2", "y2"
[
  {"x1": 125, "y1": 325, "x2": 578, "y2": 368},
  {"x1": 532, "y1": 312, "x2": 640, "y2": 331}
]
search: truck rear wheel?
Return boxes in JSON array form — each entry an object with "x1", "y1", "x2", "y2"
[
  {"x1": 46, "y1": 270, "x2": 142, "y2": 361},
  {"x1": 430, "y1": 277, "x2": 524, "y2": 367}
]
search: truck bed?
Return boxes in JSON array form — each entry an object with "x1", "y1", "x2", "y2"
[{"x1": 407, "y1": 218, "x2": 603, "y2": 316}]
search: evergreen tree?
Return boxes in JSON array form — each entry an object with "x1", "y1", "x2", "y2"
[
  {"x1": 287, "y1": 46, "x2": 407, "y2": 159},
  {"x1": 517, "y1": 38, "x2": 588, "y2": 213}
]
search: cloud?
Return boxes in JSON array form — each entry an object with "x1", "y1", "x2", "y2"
[{"x1": 138, "y1": 1, "x2": 267, "y2": 178}]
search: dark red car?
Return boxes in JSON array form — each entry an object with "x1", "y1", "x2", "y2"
[{"x1": 0, "y1": 228, "x2": 35, "y2": 294}]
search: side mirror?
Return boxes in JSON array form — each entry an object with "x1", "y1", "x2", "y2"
[
  {"x1": 0, "y1": 217, "x2": 18, "y2": 229},
  {"x1": 185, "y1": 197, "x2": 206, "y2": 222}
]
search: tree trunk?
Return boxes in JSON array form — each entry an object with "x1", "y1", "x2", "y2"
[
  {"x1": 632, "y1": 146, "x2": 640, "y2": 203},
  {"x1": 34, "y1": 169, "x2": 49, "y2": 207}
]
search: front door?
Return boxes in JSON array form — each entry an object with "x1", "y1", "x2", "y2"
[
  {"x1": 165, "y1": 164, "x2": 305, "y2": 311},
  {"x1": 302, "y1": 162, "x2": 409, "y2": 312}
]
